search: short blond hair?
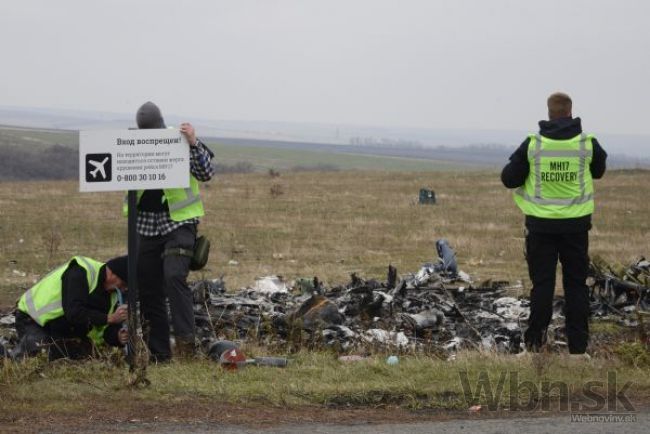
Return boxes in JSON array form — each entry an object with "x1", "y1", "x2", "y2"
[{"x1": 547, "y1": 92, "x2": 572, "y2": 120}]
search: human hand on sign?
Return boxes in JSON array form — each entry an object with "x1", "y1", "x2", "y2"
[{"x1": 180, "y1": 122, "x2": 197, "y2": 147}]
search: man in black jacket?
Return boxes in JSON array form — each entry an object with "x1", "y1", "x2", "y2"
[
  {"x1": 13, "y1": 256, "x2": 129, "y2": 360},
  {"x1": 133, "y1": 102, "x2": 214, "y2": 362},
  {"x1": 501, "y1": 92, "x2": 607, "y2": 355}
]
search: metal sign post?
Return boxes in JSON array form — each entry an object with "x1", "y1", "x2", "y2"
[
  {"x1": 126, "y1": 190, "x2": 139, "y2": 368},
  {"x1": 79, "y1": 129, "x2": 190, "y2": 384}
]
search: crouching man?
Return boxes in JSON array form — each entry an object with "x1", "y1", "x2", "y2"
[{"x1": 12, "y1": 256, "x2": 130, "y2": 360}]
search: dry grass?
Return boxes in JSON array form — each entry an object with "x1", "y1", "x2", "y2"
[
  {"x1": 1, "y1": 171, "x2": 649, "y2": 421},
  {"x1": 1, "y1": 170, "x2": 649, "y2": 305},
  {"x1": 2, "y1": 350, "x2": 649, "y2": 418}
]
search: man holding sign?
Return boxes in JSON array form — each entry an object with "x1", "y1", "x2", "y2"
[{"x1": 131, "y1": 101, "x2": 214, "y2": 362}]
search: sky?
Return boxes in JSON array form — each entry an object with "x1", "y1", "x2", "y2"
[{"x1": 1, "y1": 0, "x2": 649, "y2": 137}]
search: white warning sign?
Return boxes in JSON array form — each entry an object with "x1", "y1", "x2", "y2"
[{"x1": 79, "y1": 129, "x2": 190, "y2": 192}]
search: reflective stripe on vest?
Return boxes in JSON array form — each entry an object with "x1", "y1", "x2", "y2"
[
  {"x1": 24, "y1": 294, "x2": 61, "y2": 323},
  {"x1": 167, "y1": 187, "x2": 201, "y2": 212},
  {"x1": 22, "y1": 256, "x2": 99, "y2": 321},
  {"x1": 123, "y1": 177, "x2": 204, "y2": 221},
  {"x1": 18, "y1": 257, "x2": 103, "y2": 326}
]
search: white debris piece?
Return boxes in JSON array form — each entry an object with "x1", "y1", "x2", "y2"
[
  {"x1": 362, "y1": 329, "x2": 409, "y2": 347},
  {"x1": 413, "y1": 266, "x2": 434, "y2": 286},
  {"x1": 323, "y1": 325, "x2": 356, "y2": 339},
  {"x1": 393, "y1": 331, "x2": 409, "y2": 347},
  {"x1": 252, "y1": 275, "x2": 288, "y2": 295},
  {"x1": 493, "y1": 297, "x2": 529, "y2": 320},
  {"x1": 444, "y1": 337, "x2": 464, "y2": 351},
  {"x1": 480, "y1": 336, "x2": 496, "y2": 350},
  {"x1": 374, "y1": 291, "x2": 393, "y2": 304},
  {"x1": 0, "y1": 314, "x2": 15, "y2": 325},
  {"x1": 475, "y1": 311, "x2": 502, "y2": 320},
  {"x1": 363, "y1": 328, "x2": 389, "y2": 343},
  {"x1": 457, "y1": 270, "x2": 472, "y2": 283}
]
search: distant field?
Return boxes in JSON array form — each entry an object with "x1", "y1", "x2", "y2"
[
  {"x1": 207, "y1": 141, "x2": 477, "y2": 171},
  {"x1": 0, "y1": 124, "x2": 77, "y2": 150},
  {"x1": 0, "y1": 125, "x2": 479, "y2": 181},
  {"x1": 1, "y1": 124, "x2": 646, "y2": 181},
  {"x1": 1, "y1": 169, "x2": 648, "y2": 307}
]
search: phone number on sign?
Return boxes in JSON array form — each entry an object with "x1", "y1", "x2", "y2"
[{"x1": 116, "y1": 173, "x2": 167, "y2": 182}]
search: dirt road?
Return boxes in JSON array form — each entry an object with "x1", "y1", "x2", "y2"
[{"x1": 7, "y1": 409, "x2": 647, "y2": 433}]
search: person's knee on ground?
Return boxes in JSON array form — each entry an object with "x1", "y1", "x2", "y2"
[
  {"x1": 12, "y1": 334, "x2": 48, "y2": 359},
  {"x1": 47, "y1": 337, "x2": 94, "y2": 361}
]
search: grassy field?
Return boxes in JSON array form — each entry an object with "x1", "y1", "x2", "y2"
[
  {"x1": 1, "y1": 169, "x2": 649, "y2": 305},
  {"x1": 0, "y1": 125, "x2": 77, "y2": 150},
  {"x1": 1, "y1": 169, "x2": 649, "y2": 426},
  {"x1": 0, "y1": 124, "x2": 482, "y2": 177},
  {"x1": 2, "y1": 351, "x2": 649, "y2": 415},
  {"x1": 208, "y1": 141, "x2": 481, "y2": 172}
]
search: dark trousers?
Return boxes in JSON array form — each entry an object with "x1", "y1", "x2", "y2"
[
  {"x1": 13, "y1": 311, "x2": 92, "y2": 360},
  {"x1": 137, "y1": 224, "x2": 196, "y2": 362},
  {"x1": 524, "y1": 231, "x2": 590, "y2": 354}
]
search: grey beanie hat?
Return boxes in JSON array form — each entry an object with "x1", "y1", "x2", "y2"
[{"x1": 136, "y1": 101, "x2": 166, "y2": 129}]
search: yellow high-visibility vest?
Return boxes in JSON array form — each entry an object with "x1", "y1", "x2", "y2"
[
  {"x1": 514, "y1": 133, "x2": 594, "y2": 218},
  {"x1": 17, "y1": 256, "x2": 117, "y2": 345},
  {"x1": 123, "y1": 176, "x2": 205, "y2": 222}
]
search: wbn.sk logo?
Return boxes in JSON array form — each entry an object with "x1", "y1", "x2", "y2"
[
  {"x1": 85, "y1": 153, "x2": 112, "y2": 182},
  {"x1": 458, "y1": 370, "x2": 635, "y2": 412}
]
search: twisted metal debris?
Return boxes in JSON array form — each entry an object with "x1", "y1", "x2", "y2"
[
  {"x1": 1, "y1": 245, "x2": 648, "y2": 358},
  {"x1": 193, "y1": 261, "x2": 528, "y2": 355},
  {"x1": 192, "y1": 245, "x2": 648, "y2": 356},
  {"x1": 589, "y1": 256, "x2": 650, "y2": 327}
]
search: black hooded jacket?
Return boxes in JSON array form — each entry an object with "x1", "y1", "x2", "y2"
[
  {"x1": 500, "y1": 117, "x2": 607, "y2": 233},
  {"x1": 49, "y1": 261, "x2": 121, "y2": 346}
]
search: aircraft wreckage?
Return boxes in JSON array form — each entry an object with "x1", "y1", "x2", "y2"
[{"x1": 1, "y1": 240, "x2": 648, "y2": 358}]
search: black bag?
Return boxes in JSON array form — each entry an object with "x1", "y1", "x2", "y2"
[
  {"x1": 163, "y1": 235, "x2": 210, "y2": 271},
  {"x1": 190, "y1": 235, "x2": 210, "y2": 270}
]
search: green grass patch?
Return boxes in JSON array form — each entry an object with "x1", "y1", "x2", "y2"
[
  {"x1": 614, "y1": 342, "x2": 650, "y2": 368},
  {"x1": 2, "y1": 351, "x2": 649, "y2": 415}
]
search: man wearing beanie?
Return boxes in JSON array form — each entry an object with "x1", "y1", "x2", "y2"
[
  {"x1": 131, "y1": 101, "x2": 214, "y2": 362},
  {"x1": 12, "y1": 255, "x2": 129, "y2": 360},
  {"x1": 501, "y1": 92, "x2": 607, "y2": 356}
]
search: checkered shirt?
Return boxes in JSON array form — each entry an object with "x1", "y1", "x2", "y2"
[{"x1": 136, "y1": 140, "x2": 214, "y2": 237}]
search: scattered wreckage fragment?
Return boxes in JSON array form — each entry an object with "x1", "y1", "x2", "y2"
[
  {"x1": 192, "y1": 240, "x2": 530, "y2": 355},
  {"x1": 1, "y1": 246, "x2": 648, "y2": 360},
  {"x1": 588, "y1": 256, "x2": 650, "y2": 327}
]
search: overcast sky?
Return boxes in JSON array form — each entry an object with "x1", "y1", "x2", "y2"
[{"x1": 1, "y1": 0, "x2": 649, "y2": 136}]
